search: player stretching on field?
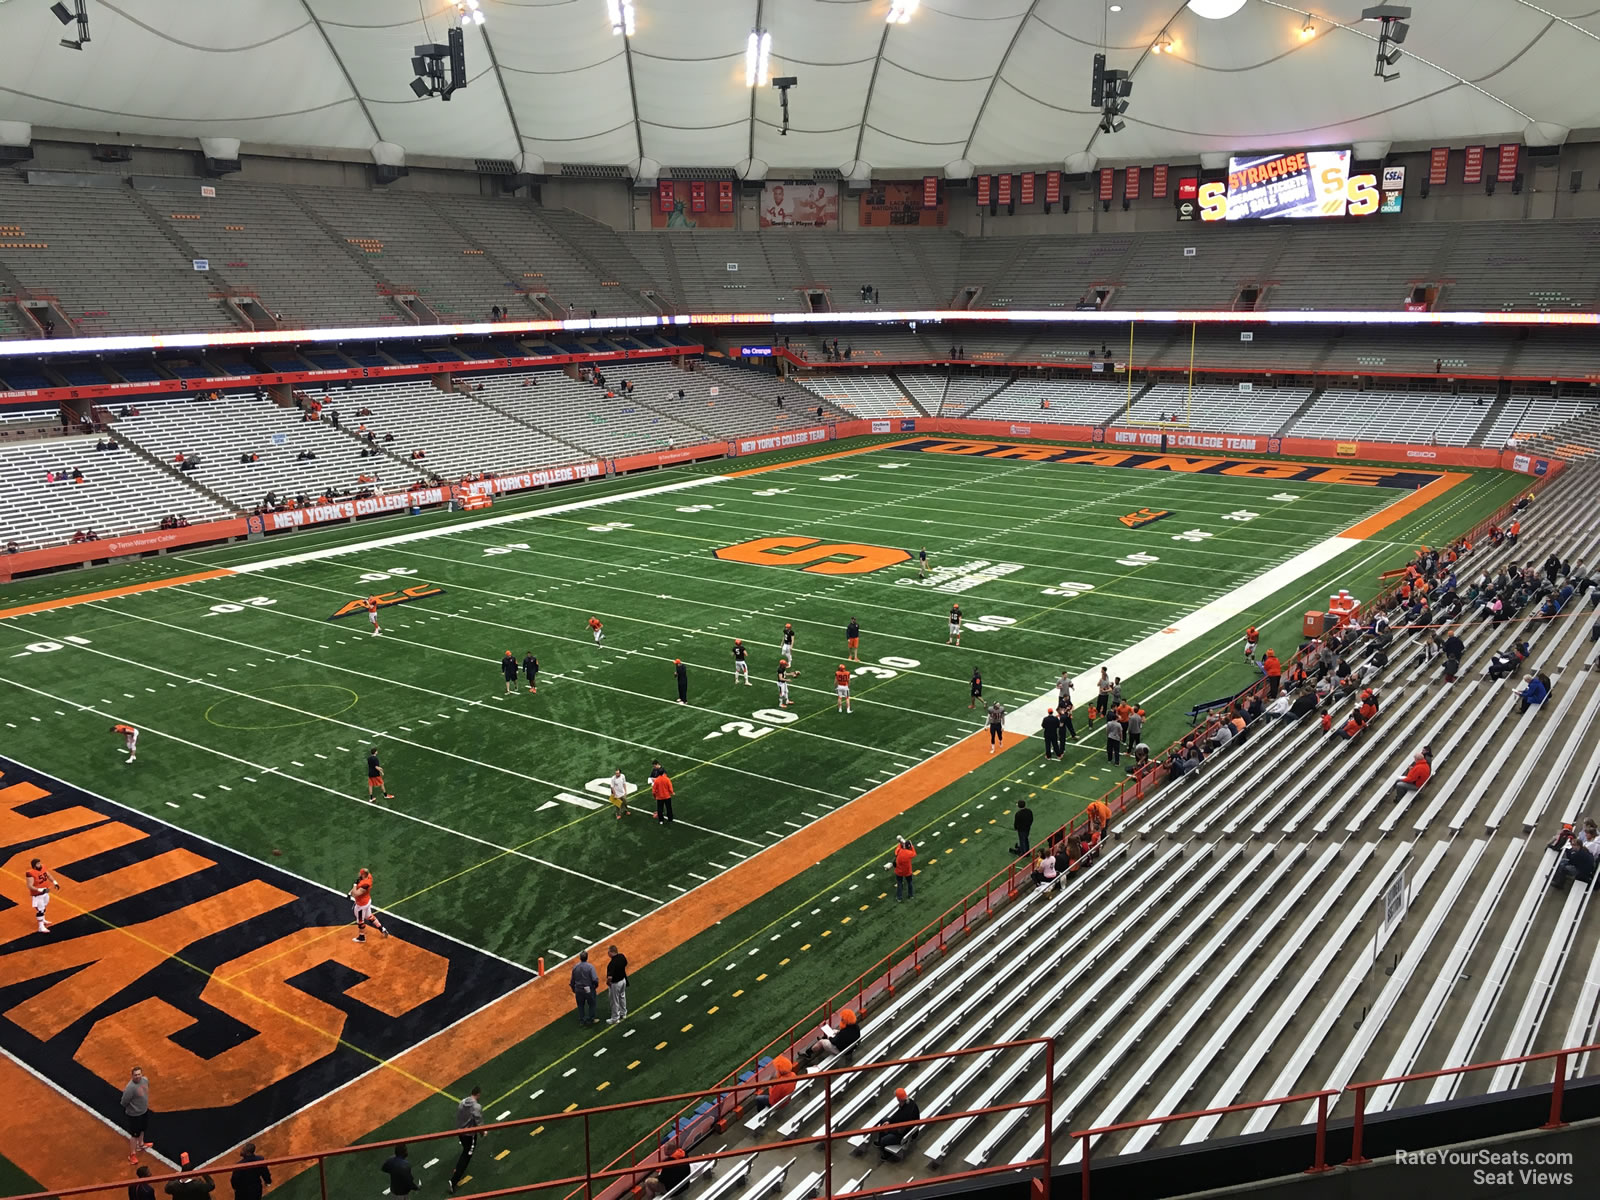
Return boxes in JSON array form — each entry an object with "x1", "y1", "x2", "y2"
[
  {"x1": 780, "y1": 623, "x2": 795, "y2": 661},
  {"x1": 523, "y1": 651, "x2": 539, "y2": 694},
  {"x1": 948, "y1": 604, "x2": 963, "y2": 646},
  {"x1": 846, "y1": 618, "x2": 861, "y2": 663},
  {"x1": 367, "y1": 748, "x2": 395, "y2": 800},
  {"x1": 349, "y1": 867, "x2": 390, "y2": 942},
  {"x1": 365, "y1": 596, "x2": 382, "y2": 637},
  {"x1": 834, "y1": 663, "x2": 853, "y2": 714},
  {"x1": 111, "y1": 723, "x2": 139, "y2": 764},
  {"x1": 25, "y1": 858, "x2": 59, "y2": 934},
  {"x1": 500, "y1": 650, "x2": 519, "y2": 695},
  {"x1": 777, "y1": 658, "x2": 792, "y2": 708},
  {"x1": 733, "y1": 639, "x2": 751, "y2": 686},
  {"x1": 588, "y1": 616, "x2": 605, "y2": 646}
]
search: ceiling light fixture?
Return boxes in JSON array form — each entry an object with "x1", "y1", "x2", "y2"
[
  {"x1": 1187, "y1": 0, "x2": 1247, "y2": 18},
  {"x1": 1109, "y1": 4, "x2": 1122, "y2": 11},
  {"x1": 454, "y1": 0, "x2": 485, "y2": 27},
  {"x1": 887, "y1": 0, "x2": 919, "y2": 23},
  {"x1": 605, "y1": 0, "x2": 636, "y2": 36},
  {"x1": 1299, "y1": 13, "x2": 1316, "y2": 38},
  {"x1": 1152, "y1": 32, "x2": 1176, "y2": 53},
  {"x1": 746, "y1": 28, "x2": 771, "y2": 88}
]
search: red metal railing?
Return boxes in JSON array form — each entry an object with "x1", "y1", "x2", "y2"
[
  {"x1": 1344, "y1": 1040, "x2": 1600, "y2": 1165},
  {"x1": 3, "y1": 1041, "x2": 1055, "y2": 1200}
]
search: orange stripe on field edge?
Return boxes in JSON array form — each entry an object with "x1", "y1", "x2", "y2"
[
  {"x1": 720, "y1": 437, "x2": 920, "y2": 479},
  {"x1": 0, "y1": 569, "x2": 237, "y2": 620},
  {"x1": 225, "y1": 729, "x2": 1024, "y2": 1180},
  {"x1": 1339, "y1": 471, "x2": 1466, "y2": 541}
]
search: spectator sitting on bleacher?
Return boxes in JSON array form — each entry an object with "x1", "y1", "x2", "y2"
[
  {"x1": 411, "y1": 449, "x2": 425, "y2": 460},
  {"x1": 1385, "y1": 752, "x2": 1432, "y2": 804},
  {"x1": 1338, "y1": 709, "x2": 1365, "y2": 740},
  {"x1": 4, "y1": 540, "x2": 17, "y2": 554},
  {"x1": 1487, "y1": 642, "x2": 1531, "y2": 681},
  {"x1": 1580, "y1": 820, "x2": 1600, "y2": 852},
  {"x1": 1515, "y1": 671, "x2": 1551, "y2": 713},
  {"x1": 640, "y1": 1148, "x2": 689, "y2": 1200},
  {"x1": 875, "y1": 1088, "x2": 920, "y2": 1161},
  {"x1": 1551, "y1": 840, "x2": 1596, "y2": 893},
  {"x1": 796, "y1": 1008, "x2": 860, "y2": 1069},
  {"x1": 747, "y1": 1055, "x2": 797, "y2": 1113},
  {"x1": 1030, "y1": 849, "x2": 1058, "y2": 888}
]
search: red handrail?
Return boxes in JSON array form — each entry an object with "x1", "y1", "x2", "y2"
[
  {"x1": 1345, "y1": 1040, "x2": 1600, "y2": 1163},
  {"x1": 2, "y1": 1040, "x2": 1055, "y2": 1200}
]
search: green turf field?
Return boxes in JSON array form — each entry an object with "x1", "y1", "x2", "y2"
[{"x1": 0, "y1": 435, "x2": 1526, "y2": 1197}]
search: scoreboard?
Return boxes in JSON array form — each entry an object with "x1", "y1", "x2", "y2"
[{"x1": 1197, "y1": 148, "x2": 1384, "y2": 221}]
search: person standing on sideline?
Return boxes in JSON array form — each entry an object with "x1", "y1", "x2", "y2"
[
  {"x1": 846, "y1": 617, "x2": 861, "y2": 662},
  {"x1": 381, "y1": 1145, "x2": 418, "y2": 1197},
  {"x1": 1094, "y1": 668, "x2": 1112, "y2": 723},
  {"x1": 1262, "y1": 648, "x2": 1282, "y2": 697},
  {"x1": 500, "y1": 650, "x2": 519, "y2": 695},
  {"x1": 651, "y1": 767, "x2": 675, "y2": 823},
  {"x1": 893, "y1": 836, "x2": 916, "y2": 900},
  {"x1": 1056, "y1": 670, "x2": 1073, "y2": 712},
  {"x1": 674, "y1": 658, "x2": 689, "y2": 705},
  {"x1": 522, "y1": 651, "x2": 540, "y2": 694},
  {"x1": 609, "y1": 768, "x2": 631, "y2": 819},
  {"x1": 947, "y1": 603, "x2": 963, "y2": 646},
  {"x1": 1042, "y1": 708, "x2": 1062, "y2": 760},
  {"x1": 1125, "y1": 706, "x2": 1144, "y2": 747},
  {"x1": 986, "y1": 700, "x2": 1006, "y2": 754},
  {"x1": 25, "y1": 857, "x2": 59, "y2": 933},
  {"x1": 1060, "y1": 698, "x2": 1078, "y2": 740},
  {"x1": 571, "y1": 951, "x2": 599, "y2": 1026},
  {"x1": 780, "y1": 622, "x2": 795, "y2": 662},
  {"x1": 1105, "y1": 714, "x2": 1123, "y2": 764},
  {"x1": 229, "y1": 1143, "x2": 271, "y2": 1200},
  {"x1": 1011, "y1": 800, "x2": 1033, "y2": 855},
  {"x1": 918, "y1": 547, "x2": 929, "y2": 577},
  {"x1": 968, "y1": 667, "x2": 983, "y2": 710},
  {"x1": 606, "y1": 945, "x2": 629, "y2": 1024},
  {"x1": 448, "y1": 1088, "x2": 483, "y2": 1194},
  {"x1": 121, "y1": 1066, "x2": 152, "y2": 1162}
]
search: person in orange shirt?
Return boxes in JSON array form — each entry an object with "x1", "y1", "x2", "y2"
[
  {"x1": 349, "y1": 867, "x2": 390, "y2": 943},
  {"x1": 1242, "y1": 625, "x2": 1259, "y2": 661},
  {"x1": 1261, "y1": 649, "x2": 1283, "y2": 697},
  {"x1": 651, "y1": 768, "x2": 675, "y2": 824},
  {"x1": 1387, "y1": 751, "x2": 1432, "y2": 803},
  {"x1": 1114, "y1": 700, "x2": 1132, "y2": 725},
  {"x1": 1086, "y1": 799, "x2": 1112, "y2": 836},
  {"x1": 365, "y1": 596, "x2": 382, "y2": 637},
  {"x1": 892, "y1": 836, "x2": 916, "y2": 901},
  {"x1": 110, "y1": 723, "x2": 139, "y2": 763},
  {"x1": 749, "y1": 1055, "x2": 797, "y2": 1115},
  {"x1": 25, "y1": 857, "x2": 59, "y2": 934},
  {"x1": 834, "y1": 663, "x2": 853, "y2": 714},
  {"x1": 1508, "y1": 519, "x2": 1521, "y2": 544},
  {"x1": 588, "y1": 616, "x2": 605, "y2": 645}
]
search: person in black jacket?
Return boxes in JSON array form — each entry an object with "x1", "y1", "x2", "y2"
[
  {"x1": 129, "y1": 1166, "x2": 156, "y2": 1200},
  {"x1": 229, "y1": 1143, "x2": 271, "y2": 1200},
  {"x1": 875, "y1": 1087, "x2": 921, "y2": 1159},
  {"x1": 1011, "y1": 799, "x2": 1033, "y2": 855},
  {"x1": 1041, "y1": 708, "x2": 1062, "y2": 760},
  {"x1": 381, "y1": 1146, "x2": 418, "y2": 1197},
  {"x1": 674, "y1": 659, "x2": 689, "y2": 705},
  {"x1": 522, "y1": 652, "x2": 539, "y2": 694},
  {"x1": 1553, "y1": 842, "x2": 1596, "y2": 892},
  {"x1": 500, "y1": 650, "x2": 519, "y2": 695}
]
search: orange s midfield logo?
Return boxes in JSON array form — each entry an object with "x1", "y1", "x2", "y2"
[
  {"x1": 329, "y1": 584, "x2": 444, "y2": 620},
  {"x1": 714, "y1": 536, "x2": 910, "y2": 576}
]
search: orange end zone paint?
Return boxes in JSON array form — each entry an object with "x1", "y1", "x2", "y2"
[
  {"x1": 0, "y1": 569, "x2": 238, "y2": 621},
  {"x1": 1339, "y1": 471, "x2": 1467, "y2": 540}
]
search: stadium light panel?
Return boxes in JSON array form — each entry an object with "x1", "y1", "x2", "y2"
[
  {"x1": 606, "y1": 0, "x2": 636, "y2": 36},
  {"x1": 746, "y1": 29, "x2": 771, "y2": 88},
  {"x1": 1299, "y1": 15, "x2": 1316, "y2": 38},
  {"x1": 887, "y1": 0, "x2": 919, "y2": 23},
  {"x1": 1187, "y1": 0, "x2": 1247, "y2": 18}
]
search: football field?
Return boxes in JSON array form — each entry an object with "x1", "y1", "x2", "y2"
[{"x1": 0, "y1": 434, "x2": 1525, "y2": 1196}]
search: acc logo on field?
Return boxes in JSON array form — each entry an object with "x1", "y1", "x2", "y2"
[
  {"x1": 329, "y1": 584, "x2": 445, "y2": 620},
  {"x1": 1118, "y1": 507, "x2": 1172, "y2": 529},
  {"x1": 714, "y1": 536, "x2": 910, "y2": 576}
]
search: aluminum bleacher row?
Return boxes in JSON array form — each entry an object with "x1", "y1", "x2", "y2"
[{"x1": 660, "y1": 460, "x2": 1600, "y2": 1193}]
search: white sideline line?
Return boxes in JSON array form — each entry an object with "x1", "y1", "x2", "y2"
[
  {"x1": 1011, "y1": 534, "x2": 1368, "y2": 733},
  {"x1": 223, "y1": 476, "x2": 724, "y2": 574}
]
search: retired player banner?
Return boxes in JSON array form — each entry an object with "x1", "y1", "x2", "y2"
[
  {"x1": 655, "y1": 180, "x2": 674, "y2": 213},
  {"x1": 689, "y1": 181, "x2": 707, "y2": 213},
  {"x1": 759, "y1": 181, "x2": 838, "y2": 228},
  {"x1": 717, "y1": 180, "x2": 734, "y2": 212}
]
